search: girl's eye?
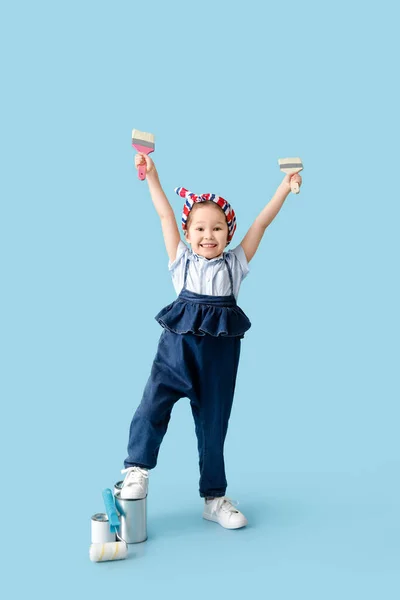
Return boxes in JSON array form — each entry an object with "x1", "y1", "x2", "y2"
[{"x1": 214, "y1": 227, "x2": 221, "y2": 231}]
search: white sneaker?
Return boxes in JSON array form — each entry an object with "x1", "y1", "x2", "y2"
[
  {"x1": 120, "y1": 467, "x2": 149, "y2": 499},
  {"x1": 203, "y1": 496, "x2": 248, "y2": 529}
]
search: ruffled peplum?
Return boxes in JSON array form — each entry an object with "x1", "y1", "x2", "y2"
[{"x1": 155, "y1": 290, "x2": 251, "y2": 338}]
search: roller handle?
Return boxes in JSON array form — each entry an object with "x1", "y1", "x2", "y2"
[{"x1": 102, "y1": 488, "x2": 120, "y2": 531}]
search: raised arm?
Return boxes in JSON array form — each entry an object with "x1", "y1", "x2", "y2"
[
  {"x1": 240, "y1": 173, "x2": 302, "y2": 263},
  {"x1": 135, "y1": 153, "x2": 181, "y2": 263}
]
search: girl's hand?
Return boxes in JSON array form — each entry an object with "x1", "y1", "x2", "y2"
[
  {"x1": 282, "y1": 172, "x2": 302, "y2": 191},
  {"x1": 134, "y1": 152, "x2": 156, "y2": 176}
]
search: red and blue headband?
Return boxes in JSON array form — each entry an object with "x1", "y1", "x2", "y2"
[{"x1": 174, "y1": 187, "x2": 237, "y2": 243}]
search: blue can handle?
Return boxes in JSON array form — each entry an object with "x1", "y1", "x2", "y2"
[{"x1": 102, "y1": 488, "x2": 120, "y2": 532}]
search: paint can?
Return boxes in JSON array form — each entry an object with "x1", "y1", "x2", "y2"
[
  {"x1": 91, "y1": 513, "x2": 117, "y2": 544},
  {"x1": 114, "y1": 480, "x2": 123, "y2": 495},
  {"x1": 114, "y1": 489, "x2": 147, "y2": 544}
]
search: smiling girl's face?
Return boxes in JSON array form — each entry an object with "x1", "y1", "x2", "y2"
[{"x1": 185, "y1": 202, "x2": 229, "y2": 259}]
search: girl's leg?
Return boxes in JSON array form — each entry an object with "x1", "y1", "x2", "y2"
[
  {"x1": 124, "y1": 331, "x2": 192, "y2": 469},
  {"x1": 188, "y1": 335, "x2": 241, "y2": 498}
]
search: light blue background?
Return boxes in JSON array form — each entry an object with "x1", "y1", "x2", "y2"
[{"x1": 1, "y1": 0, "x2": 399, "y2": 598}]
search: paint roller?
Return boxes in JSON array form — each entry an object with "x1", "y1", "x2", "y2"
[{"x1": 89, "y1": 489, "x2": 128, "y2": 563}]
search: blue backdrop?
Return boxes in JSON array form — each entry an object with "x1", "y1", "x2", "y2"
[{"x1": 2, "y1": 0, "x2": 399, "y2": 598}]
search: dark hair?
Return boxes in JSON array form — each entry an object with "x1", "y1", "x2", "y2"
[{"x1": 185, "y1": 201, "x2": 228, "y2": 232}]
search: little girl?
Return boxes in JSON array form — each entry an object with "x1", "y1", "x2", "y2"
[{"x1": 119, "y1": 152, "x2": 302, "y2": 529}]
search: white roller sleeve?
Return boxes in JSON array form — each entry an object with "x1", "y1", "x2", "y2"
[{"x1": 89, "y1": 542, "x2": 128, "y2": 562}]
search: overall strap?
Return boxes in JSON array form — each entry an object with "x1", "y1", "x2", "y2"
[
  {"x1": 224, "y1": 255, "x2": 234, "y2": 296},
  {"x1": 183, "y1": 257, "x2": 190, "y2": 289}
]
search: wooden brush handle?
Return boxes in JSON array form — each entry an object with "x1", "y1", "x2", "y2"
[{"x1": 291, "y1": 180, "x2": 300, "y2": 194}]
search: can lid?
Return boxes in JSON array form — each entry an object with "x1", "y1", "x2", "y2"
[{"x1": 91, "y1": 513, "x2": 109, "y2": 522}]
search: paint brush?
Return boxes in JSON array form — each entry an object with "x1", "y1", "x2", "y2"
[
  {"x1": 132, "y1": 129, "x2": 155, "y2": 180},
  {"x1": 278, "y1": 157, "x2": 303, "y2": 194}
]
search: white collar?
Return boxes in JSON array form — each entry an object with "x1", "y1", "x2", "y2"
[{"x1": 191, "y1": 250, "x2": 224, "y2": 263}]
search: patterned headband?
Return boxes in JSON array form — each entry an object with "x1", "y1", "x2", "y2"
[{"x1": 174, "y1": 187, "x2": 237, "y2": 243}]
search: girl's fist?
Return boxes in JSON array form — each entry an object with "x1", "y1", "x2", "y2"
[
  {"x1": 134, "y1": 153, "x2": 155, "y2": 176},
  {"x1": 283, "y1": 172, "x2": 302, "y2": 192}
]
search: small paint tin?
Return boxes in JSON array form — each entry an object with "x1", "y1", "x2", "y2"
[{"x1": 91, "y1": 513, "x2": 116, "y2": 544}]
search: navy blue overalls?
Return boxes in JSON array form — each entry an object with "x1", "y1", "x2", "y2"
[{"x1": 124, "y1": 253, "x2": 251, "y2": 498}]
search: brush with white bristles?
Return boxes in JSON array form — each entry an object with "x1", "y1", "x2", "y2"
[
  {"x1": 278, "y1": 157, "x2": 303, "y2": 194},
  {"x1": 132, "y1": 129, "x2": 155, "y2": 180}
]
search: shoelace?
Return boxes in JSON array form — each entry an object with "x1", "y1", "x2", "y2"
[
  {"x1": 210, "y1": 496, "x2": 240, "y2": 516},
  {"x1": 121, "y1": 467, "x2": 149, "y2": 488}
]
